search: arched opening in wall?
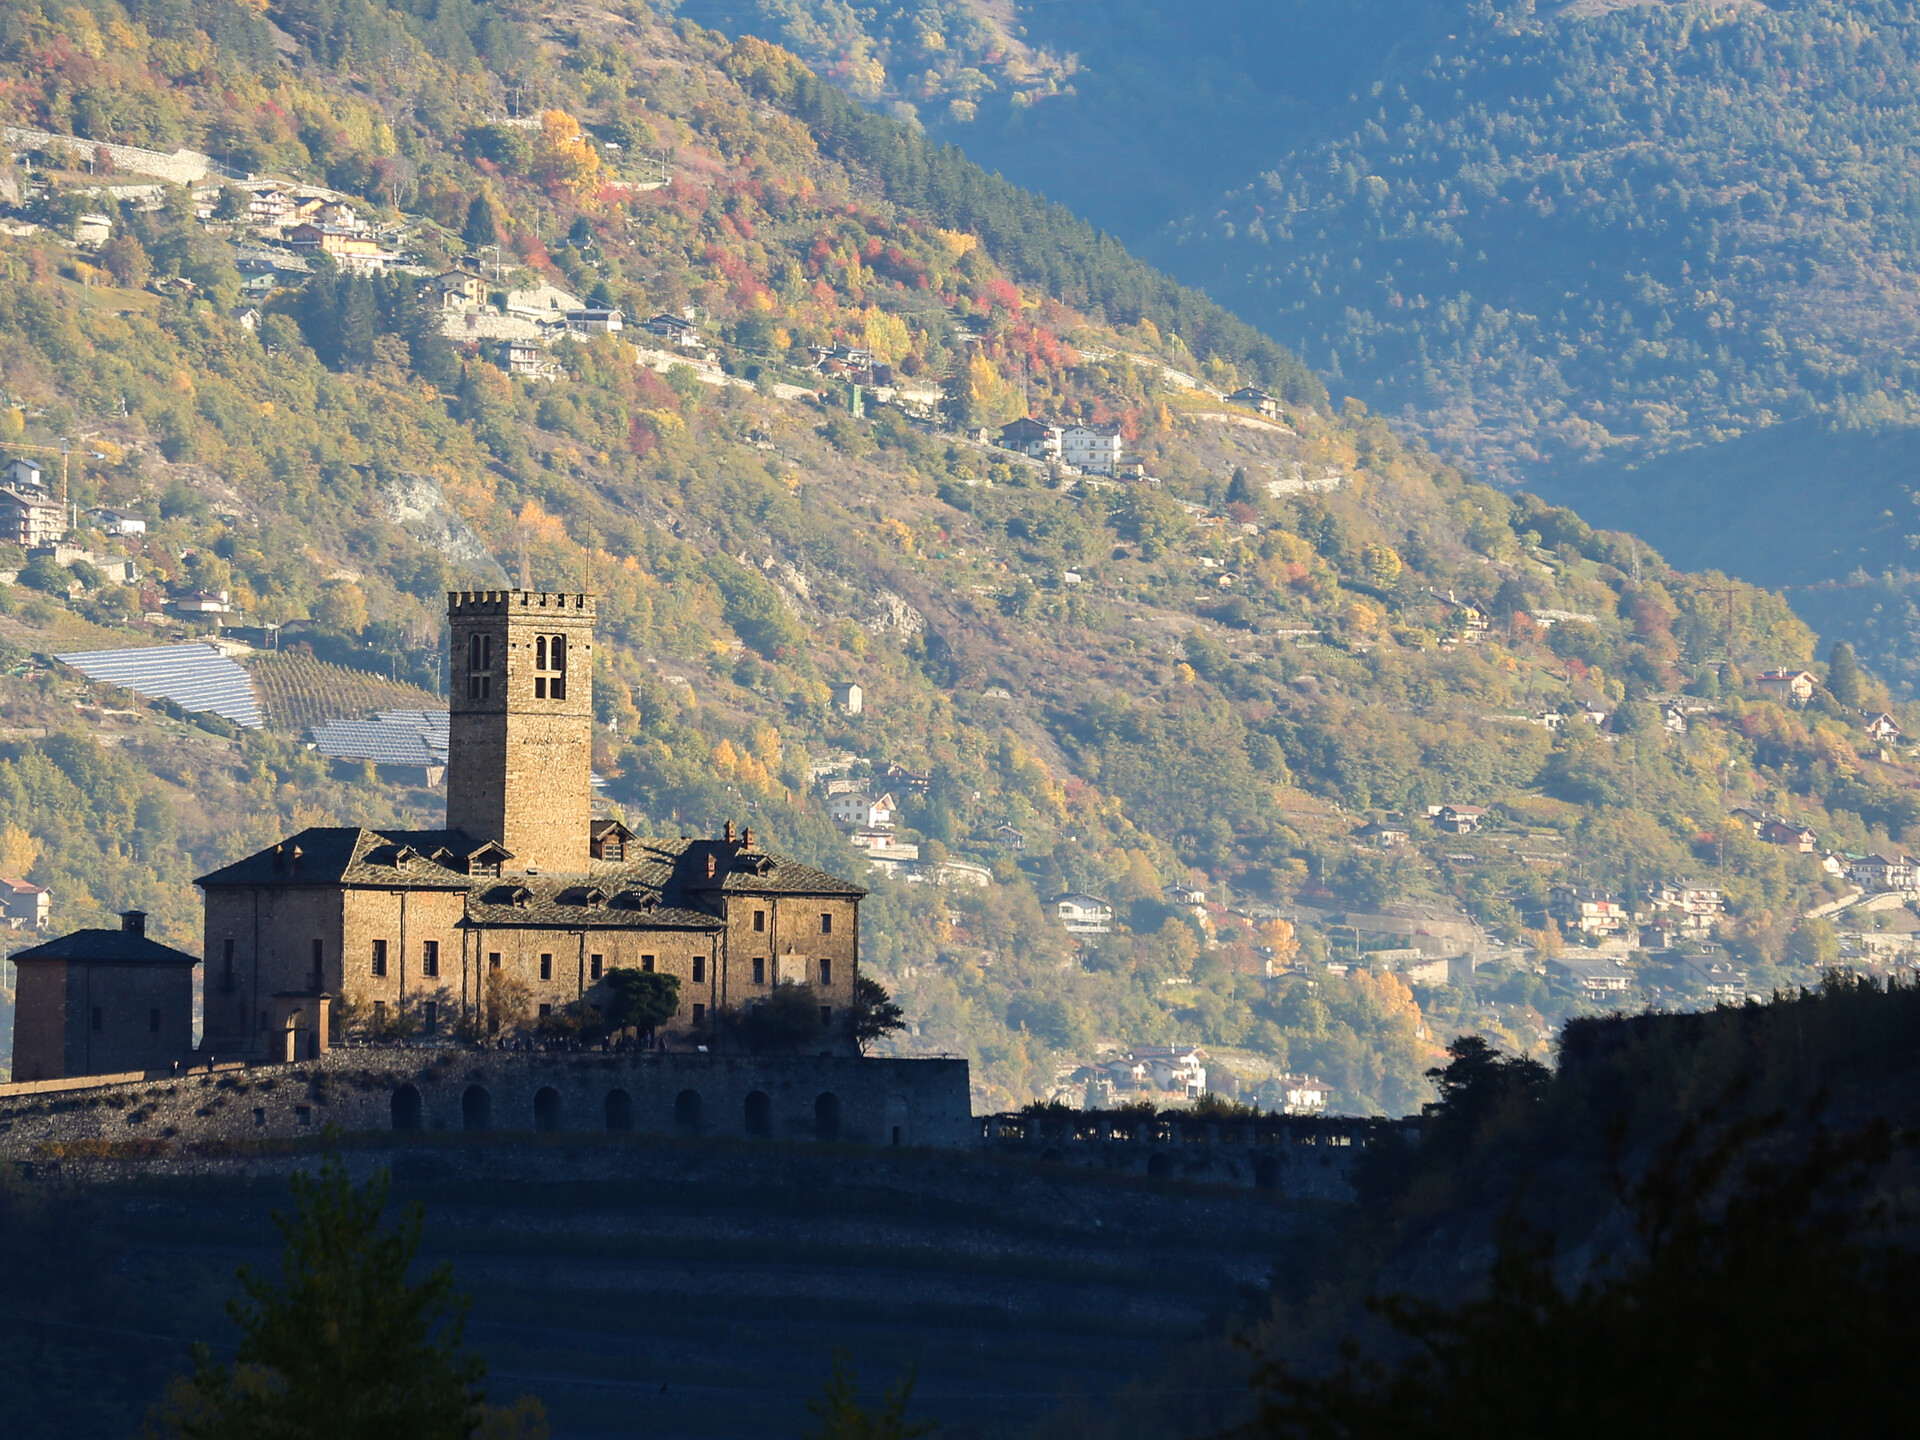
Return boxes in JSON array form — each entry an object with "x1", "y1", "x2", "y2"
[
  {"x1": 1147, "y1": 1151, "x2": 1174, "y2": 1179},
  {"x1": 462, "y1": 1085, "x2": 491, "y2": 1132},
  {"x1": 674, "y1": 1088, "x2": 703, "y2": 1134},
  {"x1": 744, "y1": 1090, "x2": 772, "y2": 1137},
  {"x1": 1254, "y1": 1155, "x2": 1283, "y2": 1192},
  {"x1": 814, "y1": 1092, "x2": 841, "y2": 1142},
  {"x1": 533, "y1": 1086, "x2": 562, "y2": 1133},
  {"x1": 605, "y1": 1089, "x2": 634, "y2": 1132},
  {"x1": 391, "y1": 1084, "x2": 423, "y2": 1131}
]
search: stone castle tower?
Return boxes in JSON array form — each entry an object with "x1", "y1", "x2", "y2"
[{"x1": 446, "y1": 590, "x2": 595, "y2": 873}]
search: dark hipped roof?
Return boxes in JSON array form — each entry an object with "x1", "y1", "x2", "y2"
[
  {"x1": 11, "y1": 928, "x2": 200, "y2": 966},
  {"x1": 196, "y1": 830, "x2": 867, "y2": 907}
]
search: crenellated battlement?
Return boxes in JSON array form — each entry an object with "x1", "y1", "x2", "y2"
[{"x1": 447, "y1": 589, "x2": 595, "y2": 616}]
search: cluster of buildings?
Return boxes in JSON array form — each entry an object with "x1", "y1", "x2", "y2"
[
  {"x1": 811, "y1": 754, "x2": 990, "y2": 889},
  {"x1": 8, "y1": 590, "x2": 873, "y2": 1082},
  {"x1": 996, "y1": 417, "x2": 1131, "y2": 477},
  {"x1": 1067, "y1": 1045, "x2": 1328, "y2": 1113}
]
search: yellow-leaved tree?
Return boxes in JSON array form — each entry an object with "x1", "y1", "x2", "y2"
[{"x1": 534, "y1": 111, "x2": 602, "y2": 202}]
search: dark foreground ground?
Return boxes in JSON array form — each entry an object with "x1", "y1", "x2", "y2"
[{"x1": 1, "y1": 1134, "x2": 1325, "y2": 1440}]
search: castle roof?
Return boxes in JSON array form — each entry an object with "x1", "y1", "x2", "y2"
[
  {"x1": 11, "y1": 928, "x2": 200, "y2": 966},
  {"x1": 195, "y1": 828, "x2": 867, "y2": 908}
]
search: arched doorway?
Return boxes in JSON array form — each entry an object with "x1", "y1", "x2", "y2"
[
  {"x1": 605, "y1": 1089, "x2": 634, "y2": 1132},
  {"x1": 1146, "y1": 1151, "x2": 1174, "y2": 1178},
  {"x1": 744, "y1": 1090, "x2": 772, "y2": 1137},
  {"x1": 391, "y1": 1084, "x2": 422, "y2": 1131},
  {"x1": 533, "y1": 1086, "x2": 562, "y2": 1133},
  {"x1": 814, "y1": 1092, "x2": 842, "y2": 1142},
  {"x1": 673, "y1": 1088, "x2": 703, "y2": 1134},
  {"x1": 462, "y1": 1085, "x2": 491, "y2": 1131},
  {"x1": 1254, "y1": 1155, "x2": 1282, "y2": 1191}
]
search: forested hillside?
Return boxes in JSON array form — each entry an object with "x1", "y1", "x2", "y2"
[
  {"x1": 673, "y1": 0, "x2": 1920, "y2": 686},
  {"x1": 0, "y1": 0, "x2": 1913, "y2": 1110}
]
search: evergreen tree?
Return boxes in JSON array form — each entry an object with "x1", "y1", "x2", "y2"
[
  {"x1": 1827, "y1": 640, "x2": 1864, "y2": 709},
  {"x1": 156, "y1": 1156, "x2": 488, "y2": 1440},
  {"x1": 462, "y1": 195, "x2": 498, "y2": 252},
  {"x1": 339, "y1": 277, "x2": 379, "y2": 370}
]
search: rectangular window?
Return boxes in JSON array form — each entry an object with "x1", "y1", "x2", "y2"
[
  {"x1": 373, "y1": 1000, "x2": 386, "y2": 1023},
  {"x1": 222, "y1": 938, "x2": 235, "y2": 985},
  {"x1": 423, "y1": 1001, "x2": 438, "y2": 1035},
  {"x1": 421, "y1": 940, "x2": 439, "y2": 978},
  {"x1": 753, "y1": 909, "x2": 766, "y2": 933},
  {"x1": 371, "y1": 939, "x2": 388, "y2": 977},
  {"x1": 642, "y1": 954, "x2": 655, "y2": 973},
  {"x1": 91, "y1": 1006, "x2": 102, "y2": 1032},
  {"x1": 312, "y1": 937, "x2": 324, "y2": 973},
  {"x1": 693, "y1": 956, "x2": 705, "y2": 984},
  {"x1": 296, "y1": 1106, "x2": 312, "y2": 1126},
  {"x1": 539, "y1": 953, "x2": 553, "y2": 980},
  {"x1": 590, "y1": 953, "x2": 603, "y2": 980},
  {"x1": 819, "y1": 958, "x2": 833, "y2": 987},
  {"x1": 468, "y1": 633, "x2": 493, "y2": 700},
  {"x1": 538, "y1": 1003, "x2": 552, "y2": 1019},
  {"x1": 149, "y1": 1007, "x2": 160, "y2": 1033},
  {"x1": 534, "y1": 633, "x2": 567, "y2": 700},
  {"x1": 692, "y1": 1003, "x2": 706, "y2": 1026},
  {"x1": 752, "y1": 957, "x2": 765, "y2": 985},
  {"x1": 489, "y1": 952, "x2": 502, "y2": 969},
  {"x1": 820, "y1": 912, "x2": 833, "y2": 935},
  {"x1": 820, "y1": 1006, "x2": 833, "y2": 1026}
]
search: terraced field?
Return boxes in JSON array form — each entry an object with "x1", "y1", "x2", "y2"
[
  {"x1": 6, "y1": 1135, "x2": 1318, "y2": 1440},
  {"x1": 245, "y1": 651, "x2": 442, "y2": 734}
]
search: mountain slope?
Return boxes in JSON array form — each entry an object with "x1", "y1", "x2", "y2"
[
  {"x1": 670, "y1": 0, "x2": 1920, "y2": 683},
  {"x1": 0, "y1": 0, "x2": 1910, "y2": 1113}
]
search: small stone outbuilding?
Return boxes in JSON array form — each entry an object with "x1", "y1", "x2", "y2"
[{"x1": 10, "y1": 912, "x2": 198, "y2": 1081}]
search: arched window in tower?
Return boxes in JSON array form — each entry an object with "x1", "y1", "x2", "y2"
[
  {"x1": 467, "y1": 632, "x2": 493, "y2": 699},
  {"x1": 534, "y1": 633, "x2": 567, "y2": 699}
]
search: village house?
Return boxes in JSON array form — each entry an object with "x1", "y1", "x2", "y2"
[
  {"x1": 1847, "y1": 853, "x2": 1920, "y2": 893},
  {"x1": 1431, "y1": 803, "x2": 1487, "y2": 834},
  {"x1": 828, "y1": 791, "x2": 895, "y2": 830},
  {"x1": 1050, "y1": 893, "x2": 1114, "y2": 935},
  {"x1": 997, "y1": 416, "x2": 1062, "y2": 460},
  {"x1": 1672, "y1": 952, "x2": 1748, "y2": 1000},
  {"x1": 1548, "y1": 953, "x2": 1634, "y2": 996},
  {"x1": 1277, "y1": 1073, "x2": 1328, "y2": 1114},
  {"x1": 991, "y1": 822, "x2": 1026, "y2": 851},
  {"x1": 1864, "y1": 712, "x2": 1904, "y2": 742},
  {"x1": 1759, "y1": 819, "x2": 1818, "y2": 853},
  {"x1": 1549, "y1": 884, "x2": 1630, "y2": 937},
  {"x1": 1058, "y1": 425, "x2": 1124, "y2": 476},
  {"x1": 0, "y1": 459, "x2": 63, "y2": 549},
  {"x1": 565, "y1": 308, "x2": 624, "y2": 335},
  {"x1": 1756, "y1": 669, "x2": 1818, "y2": 704},
  {"x1": 500, "y1": 339, "x2": 549, "y2": 378},
  {"x1": 429, "y1": 269, "x2": 488, "y2": 310},
  {"x1": 1646, "y1": 879, "x2": 1726, "y2": 933},
  {"x1": 0, "y1": 875, "x2": 52, "y2": 931},
  {"x1": 285, "y1": 223, "x2": 382, "y2": 259},
  {"x1": 830, "y1": 681, "x2": 863, "y2": 715},
  {"x1": 642, "y1": 311, "x2": 707, "y2": 349},
  {"x1": 1225, "y1": 386, "x2": 1280, "y2": 417},
  {"x1": 1354, "y1": 820, "x2": 1411, "y2": 848},
  {"x1": 880, "y1": 762, "x2": 930, "y2": 794}
]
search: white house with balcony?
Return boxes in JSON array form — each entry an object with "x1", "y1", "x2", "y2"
[
  {"x1": 828, "y1": 791, "x2": 895, "y2": 830},
  {"x1": 1050, "y1": 892, "x2": 1113, "y2": 934},
  {"x1": 1058, "y1": 425, "x2": 1124, "y2": 475}
]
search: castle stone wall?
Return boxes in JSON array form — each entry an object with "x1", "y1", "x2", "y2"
[{"x1": 0, "y1": 1051, "x2": 975, "y2": 1155}]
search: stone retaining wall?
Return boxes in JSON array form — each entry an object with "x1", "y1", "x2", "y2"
[
  {"x1": 0, "y1": 1050, "x2": 974, "y2": 1156},
  {"x1": 5, "y1": 127, "x2": 214, "y2": 185}
]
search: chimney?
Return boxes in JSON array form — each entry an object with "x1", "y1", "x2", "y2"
[
  {"x1": 122, "y1": 911, "x2": 147, "y2": 936},
  {"x1": 706, "y1": 852, "x2": 718, "y2": 879},
  {"x1": 724, "y1": 820, "x2": 735, "y2": 844},
  {"x1": 742, "y1": 826, "x2": 754, "y2": 848}
]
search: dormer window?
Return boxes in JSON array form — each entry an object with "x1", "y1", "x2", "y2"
[
  {"x1": 465, "y1": 841, "x2": 512, "y2": 877},
  {"x1": 467, "y1": 632, "x2": 494, "y2": 699},
  {"x1": 592, "y1": 819, "x2": 635, "y2": 862},
  {"x1": 534, "y1": 634, "x2": 567, "y2": 700}
]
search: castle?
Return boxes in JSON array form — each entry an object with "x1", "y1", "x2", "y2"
[{"x1": 12, "y1": 589, "x2": 868, "y2": 1078}]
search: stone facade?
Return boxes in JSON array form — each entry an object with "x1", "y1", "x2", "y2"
[
  {"x1": 8, "y1": 914, "x2": 198, "y2": 1081},
  {"x1": 0, "y1": 1051, "x2": 974, "y2": 1154},
  {"x1": 194, "y1": 589, "x2": 868, "y2": 1059},
  {"x1": 447, "y1": 590, "x2": 596, "y2": 874}
]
